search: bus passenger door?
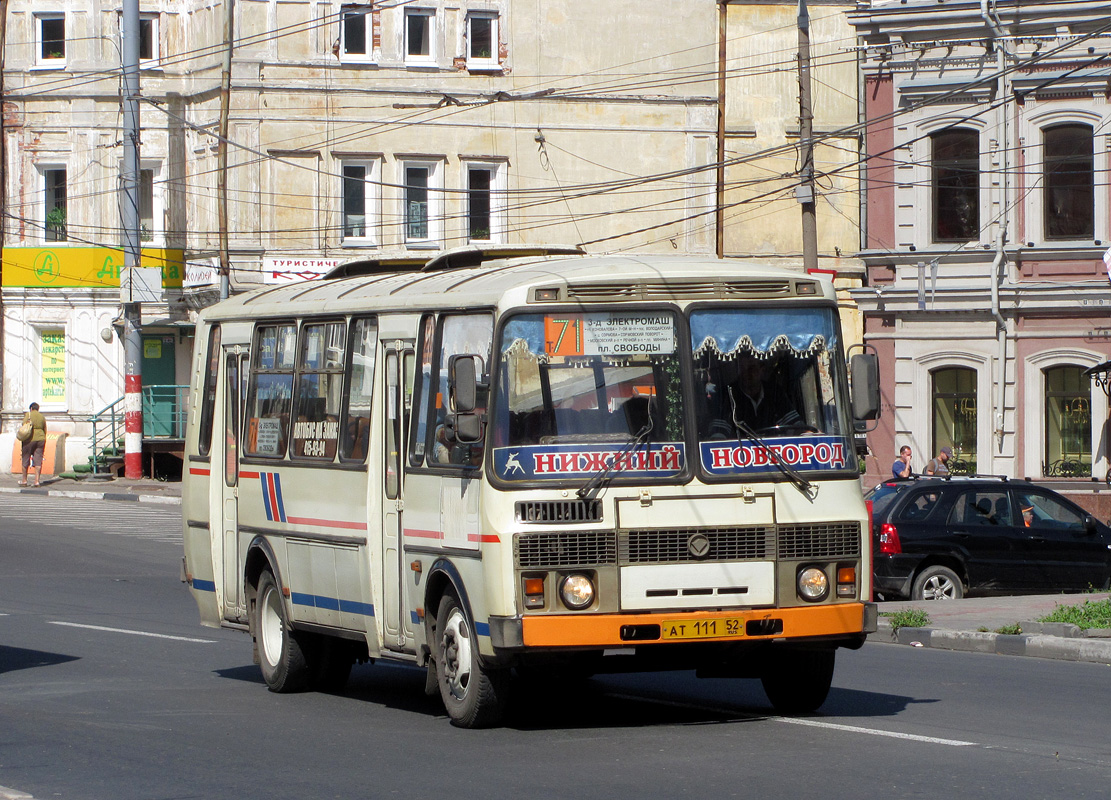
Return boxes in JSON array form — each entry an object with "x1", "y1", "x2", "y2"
[
  {"x1": 382, "y1": 341, "x2": 416, "y2": 651},
  {"x1": 221, "y1": 347, "x2": 249, "y2": 623}
]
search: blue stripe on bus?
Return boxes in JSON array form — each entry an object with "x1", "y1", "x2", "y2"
[
  {"x1": 290, "y1": 592, "x2": 375, "y2": 617},
  {"x1": 192, "y1": 578, "x2": 217, "y2": 593},
  {"x1": 474, "y1": 621, "x2": 490, "y2": 637},
  {"x1": 260, "y1": 473, "x2": 273, "y2": 520},
  {"x1": 273, "y1": 472, "x2": 287, "y2": 522}
]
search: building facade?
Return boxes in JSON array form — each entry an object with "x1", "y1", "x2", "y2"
[
  {"x1": 2, "y1": 0, "x2": 865, "y2": 470},
  {"x1": 848, "y1": 0, "x2": 1111, "y2": 490}
]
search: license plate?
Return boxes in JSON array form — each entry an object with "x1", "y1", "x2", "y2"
[{"x1": 660, "y1": 618, "x2": 744, "y2": 640}]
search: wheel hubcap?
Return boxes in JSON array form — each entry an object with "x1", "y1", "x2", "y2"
[
  {"x1": 260, "y1": 586, "x2": 284, "y2": 666},
  {"x1": 439, "y1": 608, "x2": 472, "y2": 701},
  {"x1": 923, "y1": 575, "x2": 955, "y2": 600}
]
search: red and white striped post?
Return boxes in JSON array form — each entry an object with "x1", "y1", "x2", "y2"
[{"x1": 123, "y1": 314, "x2": 143, "y2": 479}]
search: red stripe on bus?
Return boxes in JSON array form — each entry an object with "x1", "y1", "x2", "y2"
[
  {"x1": 239, "y1": 471, "x2": 260, "y2": 479},
  {"x1": 285, "y1": 516, "x2": 368, "y2": 531},
  {"x1": 404, "y1": 528, "x2": 443, "y2": 539},
  {"x1": 467, "y1": 533, "x2": 501, "y2": 543},
  {"x1": 189, "y1": 467, "x2": 211, "y2": 476},
  {"x1": 265, "y1": 474, "x2": 280, "y2": 521}
]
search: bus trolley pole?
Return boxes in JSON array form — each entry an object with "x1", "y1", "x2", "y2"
[{"x1": 121, "y1": 0, "x2": 143, "y2": 479}]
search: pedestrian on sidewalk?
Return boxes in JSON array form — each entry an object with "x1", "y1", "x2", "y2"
[
  {"x1": 891, "y1": 445, "x2": 914, "y2": 480},
  {"x1": 20, "y1": 402, "x2": 47, "y2": 487},
  {"x1": 925, "y1": 445, "x2": 952, "y2": 476}
]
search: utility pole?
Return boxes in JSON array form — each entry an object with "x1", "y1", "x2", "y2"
[
  {"x1": 715, "y1": 0, "x2": 727, "y2": 259},
  {"x1": 797, "y1": 0, "x2": 818, "y2": 272},
  {"x1": 121, "y1": 0, "x2": 144, "y2": 479},
  {"x1": 217, "y1": 0, "x2": 234, "y2": 300},
  {"x1": 0, "y1": 0, "x2": 7, "y2": 397}
]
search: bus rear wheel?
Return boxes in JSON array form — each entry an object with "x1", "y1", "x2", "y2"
[
  {"x1": 432, "y1": 591, "x2": 508, "y2": 728},
  {"x1": 760, "y1": 647, "x2": 835, "y2": 715},
  {"x1": 255, "y1": 569, "x2": 311, "y2": 693}
]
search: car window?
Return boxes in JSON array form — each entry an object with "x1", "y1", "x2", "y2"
[
  {"x1": 894, "y1": 490, "x2": 943, "y2": 522},
  {"x1": 949, "y1": 489, "x2": 1011, "y2": 526},
  {"x1": 867, "y1": 482, "x2": 907, "y2": 519},
  {"x1": 1014, "y1": 490, "x2": 1086, "y2": 531}
]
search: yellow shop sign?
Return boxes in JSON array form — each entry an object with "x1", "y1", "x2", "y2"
[{"x1": 2, "y1": 247, "x2": 185, "y2": 289}]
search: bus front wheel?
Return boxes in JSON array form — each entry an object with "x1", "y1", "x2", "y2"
[
  {"x1": 255, "y1": 569, "x2": 311, "y2": 693},
  {"x1": 432, "y1": 591, "x2": 508, "y2": 728},
  {"x1": 760, "y1": 647, "x2": 835, "y2": 715}
]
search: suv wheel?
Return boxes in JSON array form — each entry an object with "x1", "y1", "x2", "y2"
[{"x1": 911, "y1": 565, "x2": 963, "y2": 601}]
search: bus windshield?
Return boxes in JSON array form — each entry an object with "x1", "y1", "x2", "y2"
[
  {"x1": 492, "y1": 311, "x2": 686, "y2": 482},
  {"x1": 490, "y1": 306, "x2": 854, "y2": 484},
  {"x1": 691, "y1": 306, "x2": 853, "y2": 478}
]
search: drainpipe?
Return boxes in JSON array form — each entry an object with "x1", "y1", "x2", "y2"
[{"x1": 982, "y1": 0, "x2": 1008, "y2": 456}]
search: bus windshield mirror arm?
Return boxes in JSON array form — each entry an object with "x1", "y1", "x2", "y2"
[{"x1": 729, "y1": 389, "x2": 813, "y2": 497}]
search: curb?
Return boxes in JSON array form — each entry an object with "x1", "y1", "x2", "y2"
[
  {"x1": 870, "y1": 623, "x2": 1111, "y2": 665},
  {"x1": 0, "y1": 485, "x2": 181, "y2": 506}
]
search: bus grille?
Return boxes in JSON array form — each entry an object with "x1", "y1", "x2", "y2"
[
  {"x1": 515, "y1": 531, "x2": 618, "y2": 568},
  {"x1": 777, "y1": 522, "x2": 861, "y2": 559},
  {"x1": 516, "y1": 499, "x2": 602, "y2": 523},
  {"x1": 621, "y1": 526, "x2": 774, "y2": 563}
]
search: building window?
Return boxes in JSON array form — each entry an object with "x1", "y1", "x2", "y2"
[
  {"x1": 466, "y1": 12, "x2": 498, "y2": 69},
  {"x1": 36, "y1": 14, "x2": 66, "y2": 65},
  {"x1": 405, "y1": 8, "x2": 435, "y2": 64},
  {"x1": 139, "y1": 15, "x2": 159, "y2": 64},
  {"x1": 402, "y1": 161, "x2": 441, "y2": 246},
  {"x1": 1044, "y1": 123, "x2": 1093, "y2": 241},
  {"x1": 340, "y1": 5, "x2": 373, "y2": 61},
  {"x1": 43, "y1": 167, "x2": 67, "y2": 242},
  {"x1": 931, "y1": 128, "x2": 979, "y2": 242},
  {"x1": 1044, "y1": 366, "x2": 1091, "y2": 477},
  {"x1": 341, "y1": 160, "x2": 378, "y2": 243},
  {"x1": 932, "y1": 367, "x2": 976, "y2": 474},
  {"x1": 465, "y1": 162, "x2": 504, "y2": 242},
  {"x1": 140, "y1": 168, "x2": 155, "y2": 242}
]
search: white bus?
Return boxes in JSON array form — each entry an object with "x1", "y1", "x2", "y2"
[{"x1": 182, "y1": 247, "x2": 880, "y2": 727}]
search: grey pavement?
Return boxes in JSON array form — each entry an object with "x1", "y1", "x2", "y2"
[
  {"x1": 2, "y1": 472, "x2": 1109, "y2": 665},
  {"x1": 0, "y1": 472, "x2": 182, "y2": 505},
  {"x1": 874, "y1": 592, "x2": 1111, "y2": 665}
]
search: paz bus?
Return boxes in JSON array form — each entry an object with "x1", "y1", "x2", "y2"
[{"x1": 181, "y1": 246, "x2": 880, "y2": 728}]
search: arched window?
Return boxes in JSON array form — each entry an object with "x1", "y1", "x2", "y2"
[
  {"x1": 932, "y1": 367, "x2": 977, "y2": 474},
  {"x1": 931, "y1": 128, "x2": 979, "y2": 242},
  {"x1": 1044, "y1": 366, "x2": 1091, "y2": 477},
  {"x1": 1044, "y1": 123, "x2": 1093, "y2": 240}
]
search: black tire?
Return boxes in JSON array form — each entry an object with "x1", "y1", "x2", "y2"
[
  {"x1": 431, "y1": 590, "x2": 508, "y2": 728},
  {"x1": 760, "y1": 648, "x2": 836, "y2": 715},
  {"x1": 911, "y1": 565, "x2": 964, "y2": 601},
  {"x1": 254, "y1": 569, "x2": 311, "y2": 692}
]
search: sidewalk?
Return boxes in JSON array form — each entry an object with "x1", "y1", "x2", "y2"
[
  {"x1": 0, "y1": 473, "x2": 182, "y2": 505},
  {"x1": 873, "y1": 592, "x2": 1111, "y2": 665}
]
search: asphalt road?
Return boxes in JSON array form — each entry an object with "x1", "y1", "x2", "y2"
[{"x1": 1, "y1": 494, "x2": 1110, "y2": 799}]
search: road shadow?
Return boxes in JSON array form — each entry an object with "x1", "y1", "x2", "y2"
[
  {"x1": 0, "y1": 644, "x2": 79, "y2": 675},
  {"x1": 213, "y1": 660, "x2": 928, "y2": 729}
]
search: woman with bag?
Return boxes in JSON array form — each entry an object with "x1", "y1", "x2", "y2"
[{"x1": 19, "y1": 402, "x2": 47, "y2": 487}]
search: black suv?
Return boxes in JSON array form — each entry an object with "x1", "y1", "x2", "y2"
[{"x1": 866, "y1": 477, "x2": 1111, "y2": 600}]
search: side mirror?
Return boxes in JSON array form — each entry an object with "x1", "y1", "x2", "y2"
[
  {"x1": 1084, "y1": 515, "x2": 1097, "y2": 534},
  {"x1": 450, "y1": 413, "x2": 483, "y2": 444},
  {"x1": 850, "y1": 352, "x2": 880, "y2": 425},
  {"x1": 449, "y1": 355, "x2": 480, "y2": 413}
]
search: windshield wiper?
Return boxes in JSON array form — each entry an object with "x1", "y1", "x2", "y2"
[
  {"x1": 729, "y1": 388, "x2": 813, "y2": 496},
  {"x1": 576, "y1": 421, "x2": 653, "y2": 501}
]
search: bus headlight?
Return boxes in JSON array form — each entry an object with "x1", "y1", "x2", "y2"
[
  {"x1": 560, "y1": 574, "x2": 595, "y2": 610},
  {"x1": 797, "y1": 567, "x2": 829, "y2": 602}
]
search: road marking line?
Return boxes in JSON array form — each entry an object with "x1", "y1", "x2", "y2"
[
  {"x1": 48, "y1": 621, "x2": 216, "y2": 643},
  {"x1": 777, "y1": 717, "x2": 978, "y2": 746}
]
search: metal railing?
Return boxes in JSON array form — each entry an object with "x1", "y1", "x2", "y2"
[{"x1": 87, "y1": 385, "x2": 189, "y2": 474}]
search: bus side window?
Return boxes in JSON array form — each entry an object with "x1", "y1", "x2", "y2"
[
  {"x1": 433, "y1": 313, "x2": 493, "y2": 467},
  {"x1": 292, "y1": 321, "x2": 346, "y2": 460},
  {"x1": 341, "y1": 316, "x2": 377, "y2": 461},
  {"x1": 244, "y1": 323, "x2": 296, "y2": 458},
  {"x1": 408, "y1": 314, "x2": 436, "y2": 466},
  {"x1": 196, "y1": 324, "x2": 221, "y2": 457}
]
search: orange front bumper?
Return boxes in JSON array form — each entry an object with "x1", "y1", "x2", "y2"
[{"x1": 521, "y1": 602, "x2": 867, "y2": 648}]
